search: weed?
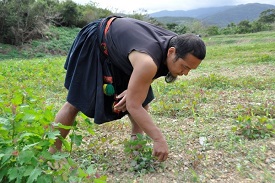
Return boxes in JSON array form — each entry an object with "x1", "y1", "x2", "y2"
[
  {"x1": 232, "y1": 115, "x2": 275, "y2": 139},
  {"x1": 124, "y1": 134, "x2": 163, "y2": 173}
]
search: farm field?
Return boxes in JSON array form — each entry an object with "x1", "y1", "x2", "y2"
[{"x1": 0, "y1": 31, "x2": 275, "y2": 182}]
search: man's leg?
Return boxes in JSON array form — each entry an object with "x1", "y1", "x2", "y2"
[
  {"x1": 128, "y1": 104, "x2": 149, "y2": 137},
  {"x1": 49, "y1": 102, "x2": 79, "y2": 153}
]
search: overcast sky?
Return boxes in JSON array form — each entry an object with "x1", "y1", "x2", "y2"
[{"x1": 73, "y1": 0, "x2": 275, "y2": 13}]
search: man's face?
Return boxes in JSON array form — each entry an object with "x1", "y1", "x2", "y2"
[{"x1": 167, "y1": 47, "x2": 201, "y2": 77}]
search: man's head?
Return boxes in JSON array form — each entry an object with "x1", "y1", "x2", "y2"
[
  {"x1": 165, "y1": 33, "x2": 206, "y2": 82},
  {"x1": 168, "y1": 33, "x2": 206, "y2": 61}
]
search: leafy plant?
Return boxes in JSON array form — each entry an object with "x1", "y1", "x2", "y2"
[
  {"x1": 0, "y1": 91, "x2": 107, "y2": 183},
  {"x1": 124, "y1": 134, "x2": 163, "y2": 173},
  {"x1": 232, "y1": 115, "x2": 275, "y2": 139}
]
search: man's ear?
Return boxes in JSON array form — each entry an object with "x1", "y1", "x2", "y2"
[{"x1": 167, "y1": 47, "x2": 176, "y2": 56}]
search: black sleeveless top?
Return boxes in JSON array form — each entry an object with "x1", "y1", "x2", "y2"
[{"x1": 106, "y1": 17, "x2": 177, "y2": 79}]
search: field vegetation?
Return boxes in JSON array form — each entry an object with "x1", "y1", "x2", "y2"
[{"x1": 0, "y1": 29, "x2": 274, "y2": 182}]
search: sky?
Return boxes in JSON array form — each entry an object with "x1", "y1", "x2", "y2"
[{"x1": 73, "y1": 0, "x2": 275, "y2": 14}]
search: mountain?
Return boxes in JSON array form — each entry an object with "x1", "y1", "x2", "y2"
[
  {"x1": 152, "y1": 16, "x2": 198, "y2": 25},
  {"x1": 150, "y1": 6, "x2": 233, "y2": 18},
  {"x1": 149, "y1": 3, "x2": 275, "y2": 27}
]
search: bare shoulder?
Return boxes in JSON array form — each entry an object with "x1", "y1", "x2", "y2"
[{"x1": 128, "y1": 51, "x2": 157, "y2": 72}]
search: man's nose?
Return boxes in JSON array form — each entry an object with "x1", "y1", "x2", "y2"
[{"x1": 183, "y1": 69, "x2": 190, "y2": 76}]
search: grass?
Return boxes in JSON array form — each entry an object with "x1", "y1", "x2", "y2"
[{"x1": 0, "y1": 31, "x2": 275, "y2": 182}]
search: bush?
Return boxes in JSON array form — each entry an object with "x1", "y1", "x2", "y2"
[
  {"x1": 0, "y1": 0, "x2": 114, "y2": 45},
  {"x1": 0, "y1": 0, "x2": 60, "y2": 45}
]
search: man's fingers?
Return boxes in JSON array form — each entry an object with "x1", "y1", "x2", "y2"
[
  {"x1": 114, "y1": 99, "x2": 127, "y2": 112},
  {"x1": 152, "y1": 151, "x2": 167, "y2": 162},
  {"x1": 114, "y1": 98, "x2": 125, "y2": 107},
  {"x1": 152, "y1": 150, "x2": 156, "y2": 157},
  {"x1": 163, "y1": 153, "x2": 168, "y2": 161},
  {"x1": 152, "y1": 149, "x2": 169, "y2": 162},
  {"x1": 114, "y1": 90, "x2": 128, "y2": 111},
  {"x1": 117, "y1": 90, "x2": 127, "y2": 98}
]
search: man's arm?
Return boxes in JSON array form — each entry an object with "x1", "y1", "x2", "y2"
[{"x1": 115, "y1": 51, "x2": 168, "y2": 161}]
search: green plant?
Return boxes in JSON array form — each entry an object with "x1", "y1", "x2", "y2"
[
  {"x1": 193, "y1": 73, "x2": 231, "y2": 89},
  {"x1": 232, "y1": 115, "x2": 275, "y2": 139},
  {"x1": 124, "y1": 134, "x2": 163, "y2": 173},
  {"x1": 0, "y1": 90, "x2": 107, "y2": 183}
]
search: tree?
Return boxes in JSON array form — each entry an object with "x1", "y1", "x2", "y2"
[
  {"x1": 206, "y1": 26, "x2": 219, "y2": 36},
  {"x1": 236, "y1": 20, "x2": 251, "y2": 34},
  {"x1": 166, "y1": 23, "x2": 178, "y2": 30},
  {"x1": 66, "y1": 2, "x2": 113, "y2": 28},
  {"x1": 188, "y1": 21, "x2": 204, "y2": 35},
  {"x1": 258, "y1": 9, "x2": 275, "y2": 24},
  {"x1": 0, "y1": 0, "x2": 60, "y2": 45},
  {"x1": 172, "y1": 25, "x2": 187, "y2": 34},
  {"x1": 58, "y1": 0, "x2": 80, "y2": 27},
  {"x1": 220, "y1": 23, "x2": 237, "y2": 35}
]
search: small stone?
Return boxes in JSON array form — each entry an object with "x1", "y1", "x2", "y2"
[
  {"x1": 266, "y1": 158, "x2": 275, "y2": 164},
  {"x1": 220, "y1": 175, "x2": 227, "y2": 179},
  {"x1": 199, "y1": 137, "x2": 207, "y2": 146}
]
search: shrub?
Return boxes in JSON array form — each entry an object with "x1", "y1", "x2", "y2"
[{"x1": 0, "y1": 0, "x2": 59, "y2": 45}]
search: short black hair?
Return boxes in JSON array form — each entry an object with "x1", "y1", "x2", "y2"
[{"x1": 168, "y1": 33, "x2": 206, "y2": 60}]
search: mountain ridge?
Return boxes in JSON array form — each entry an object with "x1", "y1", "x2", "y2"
[{"x1": 149, "y1": 3, "x2": 275, "y2": 27}]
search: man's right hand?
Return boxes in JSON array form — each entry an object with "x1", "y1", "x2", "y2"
[
  {"x1": 152, "y1": 139, "x2": 169, "y2": 161},
  {"x1": 114, "y1": 90, "x2": 127, "y2": 112}
]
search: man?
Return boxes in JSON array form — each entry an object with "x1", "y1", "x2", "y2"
[{"x1": 49, "y1": 16, "x2": 206, "y2": 162}]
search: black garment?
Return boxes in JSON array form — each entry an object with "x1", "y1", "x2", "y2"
[
  {"x1": 106, "y1": 17, "x2": 176, "y2": 77},
  {"x1": 64, "y1": 17, "x2": 124, "y2": 124},
  {"x1": 64, "y1": 16, "x2": 176, "y2": 124}
]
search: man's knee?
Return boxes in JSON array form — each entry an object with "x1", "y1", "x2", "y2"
[{"x1": 64, "y1": 102, "x2": 79, "y2": 114}]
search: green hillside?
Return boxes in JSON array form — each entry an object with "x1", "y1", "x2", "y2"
[
  {"x1": 154, "y1": 16, "x2": 197, "y2": 25},
  {"x1": 204, "y1": 3, "x2": 275, "y2": 27}
]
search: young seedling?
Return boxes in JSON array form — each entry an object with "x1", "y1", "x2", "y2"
[{"x1": 124, "y1": 134, "x2": 163, "y2": 173}]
